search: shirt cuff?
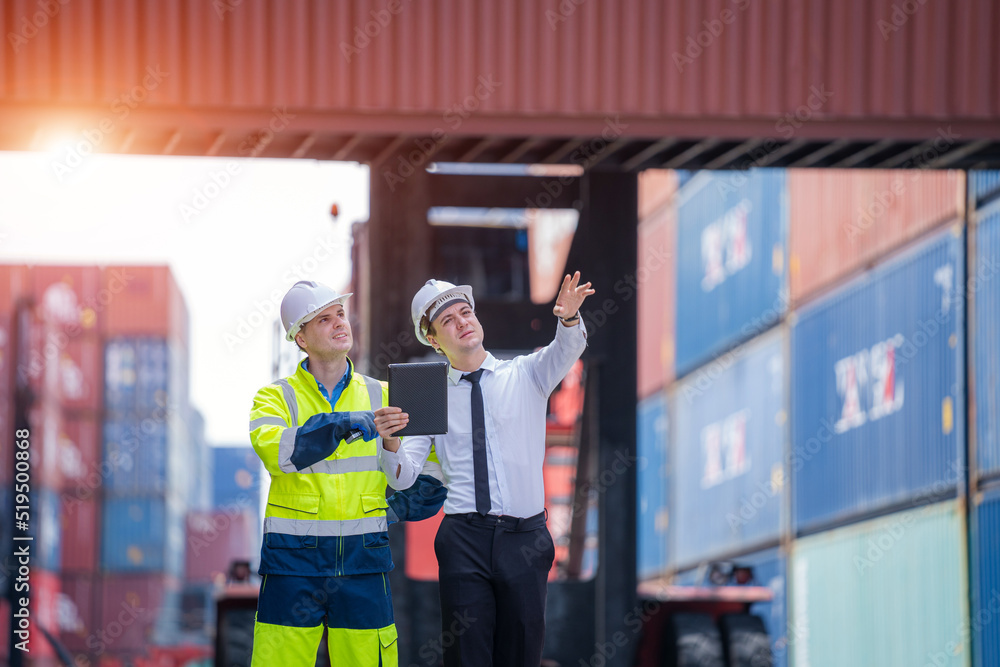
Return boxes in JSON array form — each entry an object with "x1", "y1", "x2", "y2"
[{"x1": 379, "y1": 444, "x2": 403, "y2": 481}]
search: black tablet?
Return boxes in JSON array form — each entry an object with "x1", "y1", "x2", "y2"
[{"x1": 388, "y1": 362, "x2": 449, "y2": 437}]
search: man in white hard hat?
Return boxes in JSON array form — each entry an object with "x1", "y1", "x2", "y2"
[
  {"x1": 248, "y1": 280, "x2": 444, "y2": 667},
  {"x1": 380, "y1": 272, "x2": 594, "y2": 666}
]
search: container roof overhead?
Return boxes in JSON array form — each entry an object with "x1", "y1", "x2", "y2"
[{"x1": 1, "y1": 0, "x2": 998, "y2": 170}]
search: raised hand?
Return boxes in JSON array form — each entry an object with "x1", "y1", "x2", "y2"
[{"x1": 553, "y1": 271, "x2": 595, "y2": 320}]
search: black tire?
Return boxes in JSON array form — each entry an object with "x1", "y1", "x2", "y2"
[
  {"x1": 662, "y1": 613, "x2": 725, "y2": 667},
  {"x1": 718, "y1": 613, "x2": 772, "y2": 667}
]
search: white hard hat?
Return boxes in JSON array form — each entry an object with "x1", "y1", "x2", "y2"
[
  {"x1": 280, "y1": 280, "x2": 353, "y2": 342},
  {"x1": 411, "y1": 279, "x2": 475, "y2": 346}
]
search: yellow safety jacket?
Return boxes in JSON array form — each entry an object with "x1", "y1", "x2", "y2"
[{"x1": 249, "y1": 359, "x2": 392, "y2": 577}]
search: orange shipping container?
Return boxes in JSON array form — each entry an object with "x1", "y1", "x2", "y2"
[
  {"x1": 102, "y1": 266, "x2": 189, "y2": 344},
  {"x1": 637, "y1": 170, "x2": 677, "y2": 399},
  {"x1": 788, "y1": 169, "x2": 965, "y2": 305}
]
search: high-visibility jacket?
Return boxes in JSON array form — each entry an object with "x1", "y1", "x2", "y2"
[{"x1": 249, "y1": 359, "x2": 393, "y2": 577}]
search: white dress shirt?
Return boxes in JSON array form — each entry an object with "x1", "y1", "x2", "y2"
[{"x1": 383, "y1": 320, "x2": 587, "y2": 517}]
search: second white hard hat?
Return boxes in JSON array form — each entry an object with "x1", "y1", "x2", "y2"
[
  {"x1": 410, "y1": 279, "x2": 475, "y2": 346},
  {"x1": 280, "y1": 280, "x2": 353, "y2": 342}
]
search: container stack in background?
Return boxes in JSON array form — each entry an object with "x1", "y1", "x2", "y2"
[
  {"x1": 0, "y1": 264, "x2": 213, "y2": 666},
  {"x1": 635, "y1": 168, "x2": 984, "y2": 666},
  {"x1": 180, "y1": 445, "x2": 261, "y2": 644},
  {"x1": 968, "y1": 173, "x2": 1000, "y2": 667}
]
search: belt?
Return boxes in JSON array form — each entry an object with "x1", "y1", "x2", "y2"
[{"x1": 446, "y1": 509, "x2": 547, "y2": 531}]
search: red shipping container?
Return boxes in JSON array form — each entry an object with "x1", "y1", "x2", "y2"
[
  {"x1": 32, "y1": 265, "x2": 104, "y2": 337},
  {"x1": 26, "y1": 569, "x2": 61, "y2": 660},
  {"x1": 98, "y1": 574, "x2": 178, "y2": 653},
  {"x1": 102, "y1": 266, "x2": 188, "y2": 345},
  {"x1": 0, "y1": 596, "x2": 8, "y2": 664},
  {"x1": 0, "y1": 264, "x2": 31, "y2": 316},
  {"x1": 0, "y1": 392, "x2": 12, "y2": 485},
  {"x1": 61, "y1": 496, "x2": 101, "y2": 573},
  {"x1": 54, "y1": 336, "x2": 103, "y2": 412},
  {"x1": 405, "y1": 511, "x2": 444, "y2": 582},
  {"x1": 28, "y1": 402, "x2": 63, "y2": 490},
  {"x1": 60, "y1": 573, "x2": 102, "y2": 655},
  {"x1": 638, "y1": 169, "x2": 678, "y2": 221},
  {"x1": 0, "y1": 313, "x2": 13, "y2": 395},
  {"x1": 59, "y1": 414, "x2": 103, "y2": 495},
  {"x1": 788, "y1": 169, "x2": 965, "y2": 305},
  {"x1": 185, "y1": 510, "x2": 254, "y2": 583},
  {"x1": 637, "y1": 186, "x2": 677, "y2": 399}
]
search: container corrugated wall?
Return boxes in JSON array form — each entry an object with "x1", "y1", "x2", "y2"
[
  {"x1": 100, "y1": 496, "x2": 184, "y2": 576},
  {"x1": 972, "y1": 485, "x2": 1000, "y2": 667},
  {"x1": 1, "y1": 1, "x2": 998, "y2": 127},
  {"x1": 790, "y1": 501, "x2": 969, "y2": 667},
  {"x1": 675, "y1": 170, "x2": 787, "y2": 377},
  {"x1": 971, "y1": 171, "x2": 1000, "y2": 206},
  {"x1": 973, "y1": 200, "x2": 1000, "y2": 482},
  {"x1": 792, "y1": 226, "x2": 966, "y2": 533},
  {"x1": 672, "y1": 329, "x2": 786, "y2": 567},
  {"x1": 637, "y1": 170, "x2": 677, "y2": 398},
  {"x1": 212, "y1": 446, "x2": 263, "y2": 511},
  {"x1": 637, "y1": 392, "x2": 669, "y2": 580},
  {"x1": 788, "y1": 170, "x2": 965, "y2": 305}
]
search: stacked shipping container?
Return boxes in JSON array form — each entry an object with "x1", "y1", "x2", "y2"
[
  {"x1": 635, "y1": 168, "x2": 976, "y2": 665},
  {"x1": 0, "y1": 264, "x2": 198, "y2": 665},
  {"x1": 969, "y1": 172, "x2": 1000, "y2": 667}
]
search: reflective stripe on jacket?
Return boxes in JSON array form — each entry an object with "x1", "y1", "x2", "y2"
[{"x1": 249, "y1": 359, "x2": 392, "y2": 576}]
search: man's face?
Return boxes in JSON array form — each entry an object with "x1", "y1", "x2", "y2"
[
  {"x1": 426, "y1": 301, "x2": 483, "y2": 358},
  {"x1": 295, "y1": 303, "x2": 352, "y2": 360}
]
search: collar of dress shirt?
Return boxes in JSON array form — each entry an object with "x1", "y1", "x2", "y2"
[{"x1": 447, "y1": 352, "x2": 497, "y2": 386}]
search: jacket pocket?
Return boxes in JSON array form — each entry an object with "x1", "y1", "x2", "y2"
[
  {"x1": 265, "y1": 492, "x2": 320, "y2": 548},
  {"x1": 361, "y1": 493, "x2": 389, "y2": 549}
]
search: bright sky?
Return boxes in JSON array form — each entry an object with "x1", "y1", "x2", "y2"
[{"x1": 0, "y1": 151, "x2": 369, "y2": 444}]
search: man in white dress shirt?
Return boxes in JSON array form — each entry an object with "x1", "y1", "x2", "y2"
[{"x1": 374, "y1": 271, "x2": 594, "y2": 667}]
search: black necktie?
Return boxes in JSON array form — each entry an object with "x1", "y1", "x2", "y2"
[{"x1": 461, "y1": 369, "x2": 491, "y2": 516}]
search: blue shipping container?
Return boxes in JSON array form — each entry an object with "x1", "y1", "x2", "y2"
[
  {"x1": 105, "y1": 337, "x2": 177, "y2": 413},
  {"x1": 212, "y1": 446, "x2": 263, "y2": 512},
  {"x1": 637, "y1": 392, "x2": 670, "y2": 580},
  {"x1": 675, "y1": 169, "x2": 788, "y2": 376},
  {"x1": 103, "y1": 415, "x2": 169, "y2": 496},
  {"x1": 101, "y1": 496, "x2": 184, "y2": 575},
  {"x1": 673, "y1": 546, "x2": 788, "y2": 667},
  {"x1": 971, "y1": 170, "x2": 1000, "y2": 205},
  {"x1": 27, "y1": 489, "x2": 61, "y2": 572},
  {"x1": 792, "y1": 226, "x2": 965, "y2": 533},
  {"x1": 672, "y1": 329, "x2": 786, "y2": 566},
  {"x1": 973, "y1": 484, "x2": 1000, "y2": 667},
  {"x1": 974, "y1": 201, "x2": 1000, "y2": 481}
]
